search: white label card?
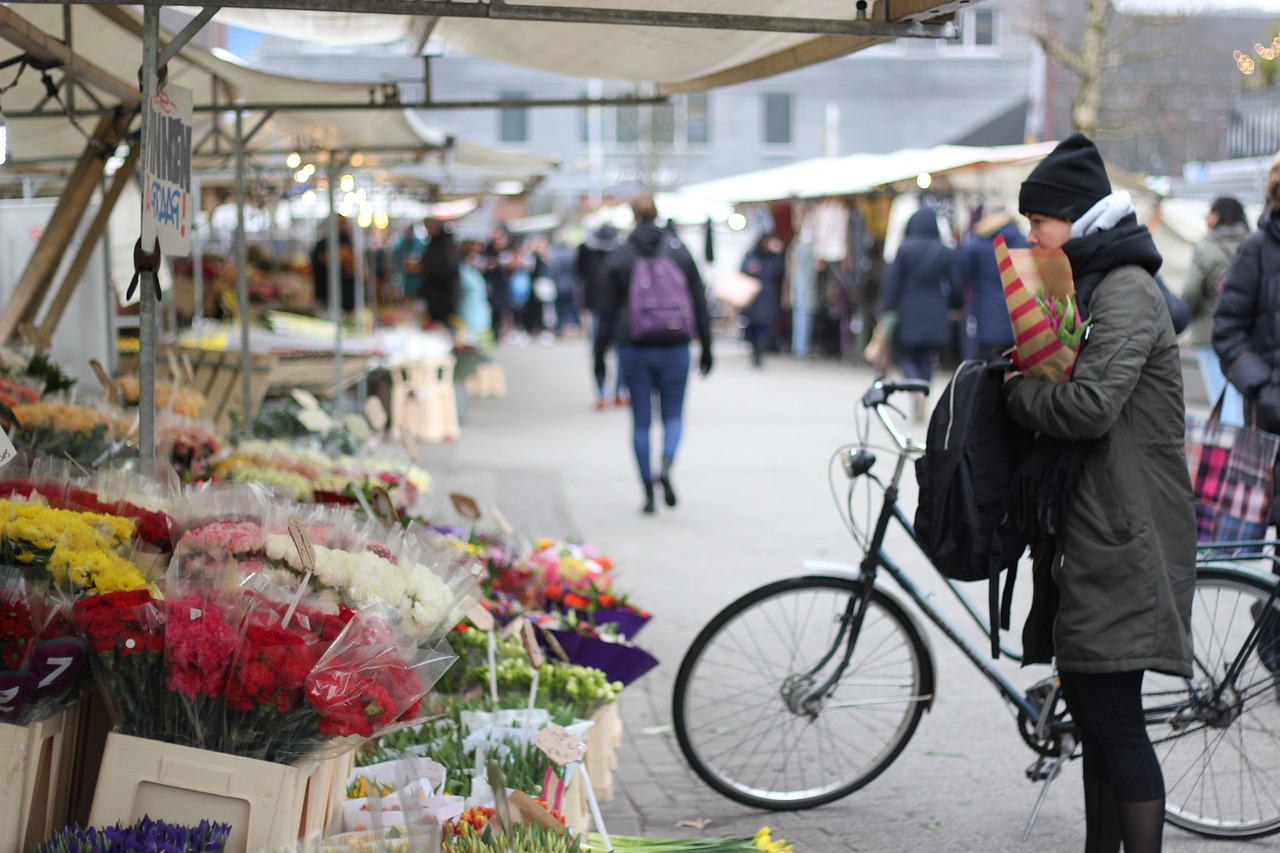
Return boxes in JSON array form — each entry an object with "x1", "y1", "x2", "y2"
[
  {"x1": 468, "y1": 602, "x2": 495, "y2": 632},
  {"x1": 364, "y1": 396, "x2": 388, "y2": 431},
  {"x1": 520, "y1": 618, "x2": 546, "y2": 669},
  {"x1": 0, "y1": 430, "x2": 15, "y2": 470},
  {"x1": 287, "y1": 515, "x2": 317, "y2": 572},
  {"x1": 534, "y1": 725, "x2": 587, "y2": 767},
  {"x1": 292, "y1": 388, "x2": 322, "y2": 410},
  {"x1": 297, "y1": 408, "x2": 335, "y2": 433}
]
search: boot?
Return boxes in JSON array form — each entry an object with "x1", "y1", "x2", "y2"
[
  {"x1": 659, "y1": 455, "x2": 677, "y2": 507},
  {"x1": 642, "y1": 480, "x2": 656, "y2": 515}
]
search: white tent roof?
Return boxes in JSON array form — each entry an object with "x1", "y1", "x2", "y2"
[
  {"x1": 0, "y1": 3, "x2": 558, "y2": 185},
  {"x1": 185, "y1": 0, "x2": 972, "y2": 94},
  {"x1": 672, "y1": 143, "x2": 1060, "y2": 205}
]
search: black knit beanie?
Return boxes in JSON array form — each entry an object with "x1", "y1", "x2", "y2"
[{"x1": 1018, "y1": 133, "x2": 1112, "y2": 222}]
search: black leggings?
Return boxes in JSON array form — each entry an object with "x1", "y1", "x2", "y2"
[{"x1": 1058, "y1": 670, "x2": 1163, "y2": 802}]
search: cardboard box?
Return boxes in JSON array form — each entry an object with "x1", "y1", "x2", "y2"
[
  {"x1": 88, "y1": 733, "x2": 320, "y2": 853},
  {"x1": 0, "y1": 706, "x2": 78, "y2": 853}
]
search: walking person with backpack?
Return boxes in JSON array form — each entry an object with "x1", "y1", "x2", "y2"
[
  {"x1": 594, "y1": 194, "x2": 714, "y2": 514},
  {"x1": 1003, "y1": 133, "x2": 1195, "y2": 853}
]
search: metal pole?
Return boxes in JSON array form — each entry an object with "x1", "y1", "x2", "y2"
[
  {"x1": 138, "y1": 5, "x2": 158, "y2": 473},
  {"x1": 353, "y1": 205, "x2": 367, "y2": 406},
  {"x1": 327, "y1": 157, "x2": 344, "y2": 412},
  {"x1": 235, "y1": 108, "x2": 253, "y2": 438},
  {"x1": 191, "y1": 172, "x2": 204, "y2": 341}
]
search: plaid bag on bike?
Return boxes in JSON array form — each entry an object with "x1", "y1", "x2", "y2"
[
  {"x1": 1212, "y1": 423, "x2": 1280, "y2": 547},
  {"x1": 1184, "y1": 408, "x2": 1236, "y2": 542}
]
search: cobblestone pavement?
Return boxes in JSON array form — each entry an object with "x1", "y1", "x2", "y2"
[{"x1": 414, "y1": 337, "x2": 1268, "y2": 853}]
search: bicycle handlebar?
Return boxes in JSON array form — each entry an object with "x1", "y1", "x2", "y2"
[{"x1": 860, "y1": 378, "x2": 928, "y2": 454}]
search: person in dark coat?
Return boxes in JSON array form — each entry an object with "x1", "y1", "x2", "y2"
[
  {"x1": 579, "y1": 224, "x2": 626, "y2": 407},
  {"x1": 954, "y1": 205, "x2": 1026, "y2": 359},
  {"x1": 1006, "y1": 133, "x2": 1195, "y2": 853},
  {"x1": 1215, "y1": 156, "x2": 1280, "y2": 527},
  {"x1": 311, "y1": 216, "x2": 356, "y2": 314},
  {"x1": 739, "y1": 233, "x2": 787, "y2": 367},
  {"x1": 594, "y1": 194, "x2": 714, "y2": 514},
  {"x1": 420, "y1": 218, "x2": 461, "y2": 326},
  {"x1": 879, "y1": 207, "x2": 955, "y2": 386},
  {"x1": 483, "y1": 228, "x2": 517, "y2": 341},
  {"x1": 1190, "y1": 197, "x2": 1249, "y2": 426}
]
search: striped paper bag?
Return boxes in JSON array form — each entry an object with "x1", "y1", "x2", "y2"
[{"x1": 994, "y1": 233, "x2": 1078, "y2": 383}]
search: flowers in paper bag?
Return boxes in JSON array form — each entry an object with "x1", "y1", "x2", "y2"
[{"x1": 995, "y1": 233, "x2": 1091, "y2": 382}]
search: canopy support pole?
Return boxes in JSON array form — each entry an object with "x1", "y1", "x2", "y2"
[
  {"x1": 138, "y1": 4, "x2": 158, "y2": 473},
  {"x1": 353, "y1": 204, "x2": 367, "y2": 407},
  {"x1": 235, "y1": 106, "x2": 253, "y2": 438},
  {"x1": 328, "y1": 155, "x2": 344, "y2": 411},
  {"x1": 158, "y1": 6, "x2": 222, "y2": 68},
  {"x1": 192, "y1": 172, "x2": 204, "y2": 341}
]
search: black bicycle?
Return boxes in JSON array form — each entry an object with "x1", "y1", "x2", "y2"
[{"x1": 672, "y1": 377, "x2": 1280, "y2": 840}]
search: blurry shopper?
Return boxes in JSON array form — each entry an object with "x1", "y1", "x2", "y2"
[
  {"x1": 579, "y1": 223, "x2": 627, "y2": 407},
  {"x1": 548, "y1": 240, "x2": 583, "y2": 337},
  {"x1": 483, "y1": 228, "x2": 517, "y2": 341},
  {"x1": 740, "y1": 233, "x2": 787, "y2": 368},
  {"x1": 391, "y1": 224, "x2": 424, "y2": 300},
  {"x1": 879, "y1": 207, "x2": 955, "y2": 418},
  {"x1": 519, "y1": 237, "x2": 553, "y2": 342},
  {"x1": 311, "y1": 216, "x2": 356, "y2": 314},
  {"x1": 420, "y1": 217, "x2": 461, "y2": 327},
  {"x1": 1187, "y1": 196, "x2": 1249, "y2": 426},
  {"x1": 595, "y1": 194, "x2": 714, "y2": 514},
  {"x1": 954, "y1": 204, "x2": 1026, "y2": 359},
  {"x1": 458, "y1": 241, "x2": 494, "y2": 343},
  {"x1": 788, "y1": 224, "x2": 817, "y2": 358}
]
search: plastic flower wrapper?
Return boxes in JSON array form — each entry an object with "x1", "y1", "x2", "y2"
[
  {"x1": 302, "y1": 603, "x2": 458, "y2": 758},
  {"x1": 71, "y1": 582, "x2": 170, "y2": 740},
  {"x1": 995, "y1": 233, "x2": 1088, "y2": 382},
  {"x1": 0, "y1": 574, "x2": 38, "y2": 722},
  {"x1": 163, "y1": 552, "x2": 241, "y2": 750},
  {"x1": 6, "y1": 577, "x2": 92, "y2": 724},
  {"x1": 156, "y1": 416, "x2": 221, "y2": 483},
  {"x1": 10, "y1": 399, "x2": 131, "y2": 469},
  {"x1": 0, "y1": 496, "x2": 145, "y2": 594}
]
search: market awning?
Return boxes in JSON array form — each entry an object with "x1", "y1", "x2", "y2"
[
  {"x1": 178, "y1": 0, "x2": 974, "y2": 94},
  {"x1": 0, "y1": 2, "x2": 552, "y2": 181}
]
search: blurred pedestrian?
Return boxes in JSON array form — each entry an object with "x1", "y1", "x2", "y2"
[
  {"x1": 420, "y1": 217, "x2": 461, "y2": 327},
  {"x1": 458, "y1": 241, "x2": 493, "y2": 344},
  {"x1": 1187, "y1": 196, "x2": 1249, "y2": 426},
  {"x1": 579, "y1": 223, "x2": 627, "y2": 408},
  {"x1": 954, "y1": 204, "x2": 1026, "y2": 359},
  {"x1": 483, "y1": 228, "x2": 517, "y2": 341},
  {"x1": 740, "y1": 233, "x2": 787, "y2": 368},
  {"x1": 595, "y1": 194, "x2": 714, "y2": 514},
  {"x1": 879, "y1": 207, "x2": 955, "y2": 418},
  {"x1": 311, "y1": 216, "x2": 356, "y2": 314},
  {"x1": 391, "y1": 223, "x2": 424, "y2": 300},
  {"x1": 547, "y1": 239, "x2": 583, "y2": 337}
]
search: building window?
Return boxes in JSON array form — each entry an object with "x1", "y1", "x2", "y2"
[
  {"x1": 499, "y1": 91, "x2": 529, "y2": 143},
  {"x1": 763, "y1": 93, "x2": 792, "y2": 145},
  {"x1": 944, "y1": 8, "x2": 999, "y2": 50},
  {"x1": 684, "y1": 93, "x2": 709, "y2": 145}
]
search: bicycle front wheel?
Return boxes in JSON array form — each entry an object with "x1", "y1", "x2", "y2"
[
  {"x1": 1144, "y1": 565, "x2": 1280, "y2": 838},
  {"x1": 672, "y1": 575, "x2": 933, "y2": 810}
]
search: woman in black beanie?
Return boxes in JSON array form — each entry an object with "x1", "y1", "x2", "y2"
[{"x1": 1004, "y1": 133, "x2": 1195, "y2": 853}]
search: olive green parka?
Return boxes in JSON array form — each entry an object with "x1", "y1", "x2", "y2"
[{"x1": 1005, "y1": 265, "x2": 1196, "y2": 676}]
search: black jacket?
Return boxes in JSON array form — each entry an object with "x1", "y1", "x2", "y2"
[
  {"x1": 1214, "y1": 211, "x2": 1280, "y2": 432},
  {"x1": 594, "y1": 221, "x2": 712, "y2": 355}
]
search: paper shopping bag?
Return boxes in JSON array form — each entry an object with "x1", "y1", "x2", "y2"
[{"x1": 994, "y1": 234, "x2": 1079, "y2": 383}]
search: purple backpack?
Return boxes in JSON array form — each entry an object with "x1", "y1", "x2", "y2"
[{"x1": 628, "y1": 240, "x2": 695, "y2": 344}]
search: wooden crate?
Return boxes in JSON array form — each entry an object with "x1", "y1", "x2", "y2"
[
  {"x1": 389, "y1": 357, "x2": 460, "y2": 444},
  {"x1": 0, "y1": 706, "x2": 78, "y2": 853},
  {"x1": 117, "y1": 346, "x2": 277, "y2": 435},
  {"x1": 88, "y1": 733, "x2": 321, "y2": 853}
]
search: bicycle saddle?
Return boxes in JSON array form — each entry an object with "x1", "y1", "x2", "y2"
[{"x1": 861, "y1": 378, "x2": 929, "y2": 408}]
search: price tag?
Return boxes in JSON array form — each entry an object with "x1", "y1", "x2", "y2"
[
  {"x1": 292, "y1": 388, "x2": 322, "y2": 410},
  {"x1": 450, "y1": 492, "x2": 482, "y2": 521},
  {"x1": 342, "y1": 413, "x2": 373, "y2": 442},
  {"x1": 520, "y1": 618, "x2": 546, "y2": 669},
  {"x1": 287, "y1": 515, "x2": 317, "y2": 572},
  {"x1": 89, "y1": 359, "x2": 116, "y2": 402},
  {"x1": 534, "y1": 725, "x2": 587, "y2": 767},
  {"x1": 0, "y1": 430, "x2": 15, "y2": 470},
  {"x1": 364, "y1": 396, "x2": 388, "y2": 431},
  {"x1": 369, "y1": 486, "x2": 399, "y2": 525},
  {"x1": 501, "y1": 614, "x2": 526, "y2": 639},
  {"x1": 468, "y1": 602, "x2": 495, "y2": 632},
  {"x1": 297, "y1": 408, "x2": 335, "y2": 433}
]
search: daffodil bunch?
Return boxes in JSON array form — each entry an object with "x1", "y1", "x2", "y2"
[{"x1": 580, "y1": 828, "x2": 793, "y2": 852}]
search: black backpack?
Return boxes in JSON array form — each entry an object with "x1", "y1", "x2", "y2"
[{"x1": 914, "y1": 356, "x2": 1034, "y2": 658}]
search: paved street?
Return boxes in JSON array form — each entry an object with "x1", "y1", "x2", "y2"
[{"x1": 414, "y1": 335, "x2": 1271, "y2": 853}]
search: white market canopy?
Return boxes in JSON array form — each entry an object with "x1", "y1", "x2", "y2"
[
  {"x1": 0, "y1": 2, "x2": 558, "y2": 186},
  {"x1": 182, "y1": 0, "x2": 971, "y2": 93},
  {"x1": 670, "y1": 143, "x2": 1062, "y2": 206}
]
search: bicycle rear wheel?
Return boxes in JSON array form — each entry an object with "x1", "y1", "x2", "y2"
[
  {"x1": 1144, "y1": 565, "x2": 1280, "y2": 838},
  {"x1": 672, "y1": 575, "x2": 933, "y2": 810}
]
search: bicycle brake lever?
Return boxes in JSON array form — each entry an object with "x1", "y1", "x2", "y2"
[{"x1": 885, "y1": 402, "x2": 907, "y2": 422}]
